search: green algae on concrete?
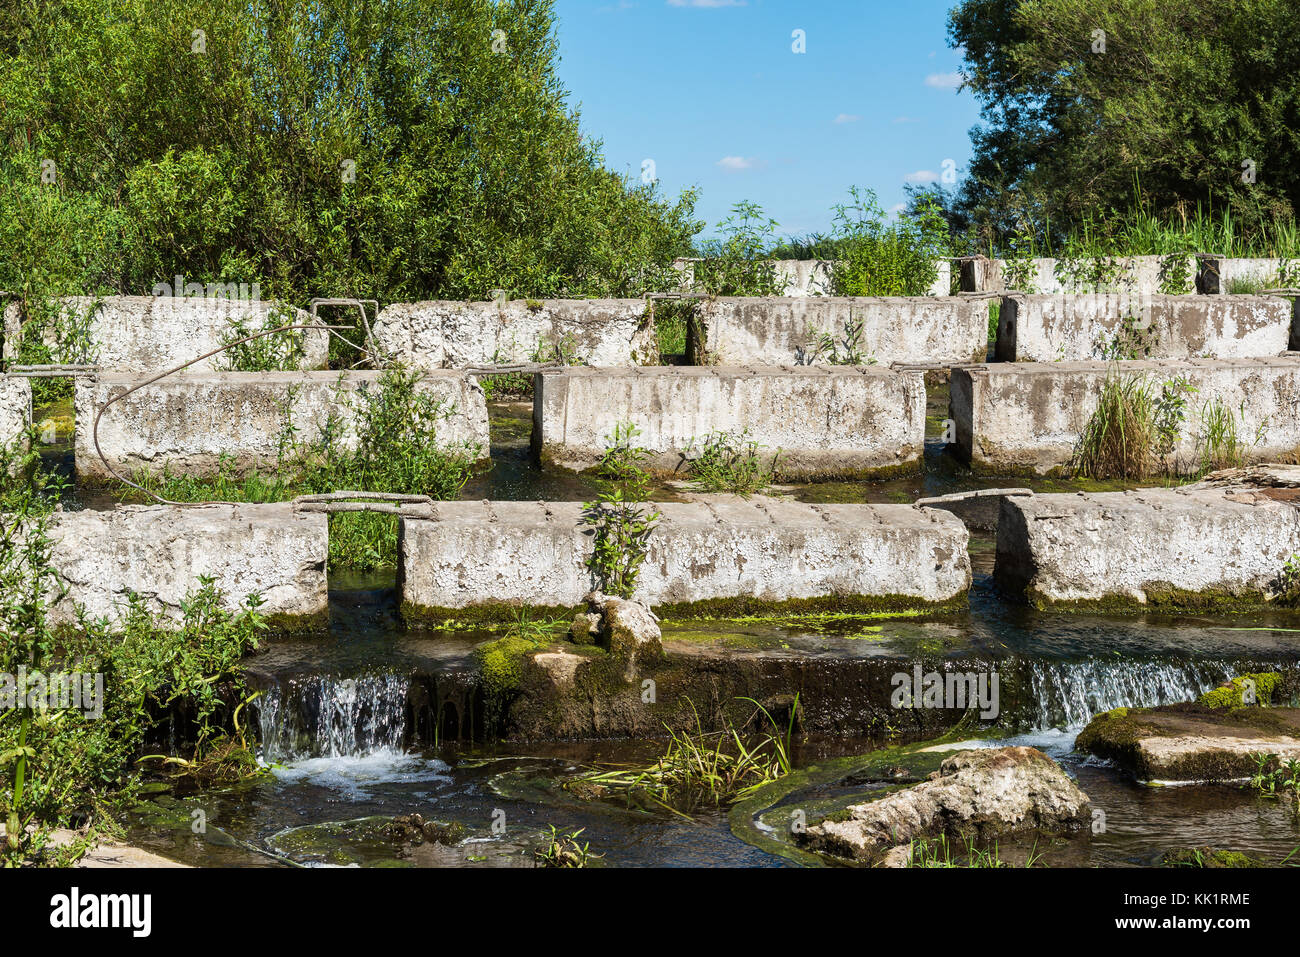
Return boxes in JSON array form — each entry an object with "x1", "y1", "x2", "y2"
[
  {"x1": 403, "y1": 592, "x2": 964, "y2": 628},
  {"x1": 1076, "y1": 702, "x2": 1300, "y2": 782}
]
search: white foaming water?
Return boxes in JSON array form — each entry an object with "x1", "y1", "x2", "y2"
[
  {"x1": 256, "y1": 673, "x2": 412, "y2": 763},
  {"x1": 269, "y1": 751, "x2": 453, "y2": 799},
  {"x1": 1024, "y1": 659, "x2": 1228, "y2": 732}
]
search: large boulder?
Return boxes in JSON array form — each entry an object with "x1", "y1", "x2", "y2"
[{"x1": 798, "y1": 746, "x2": 1091, "y2": 864}]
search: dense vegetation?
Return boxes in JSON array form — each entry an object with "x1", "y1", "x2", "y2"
[
  {"x1": 942, "y1": 0, "x2": 1300, "y2": 253},
  {"x1": 0, "y1": 0, "x2": 700, "y2": 306}
]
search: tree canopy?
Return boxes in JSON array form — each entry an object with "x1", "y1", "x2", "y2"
[
  {"x1": 948, "y1": 0, "x2": 1300, "y2": 242},
  {"x1": 0, "y1": 0, "x2": 700, "y2": 303}
]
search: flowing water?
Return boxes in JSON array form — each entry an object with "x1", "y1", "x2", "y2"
[{"x1": 43, "y1": 387, "x2": 1300, "y2": 867}]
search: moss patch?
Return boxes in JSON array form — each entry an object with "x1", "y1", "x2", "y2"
[{"x1": 1199, "y1": 673, "x2": 1283, "y2": 709}]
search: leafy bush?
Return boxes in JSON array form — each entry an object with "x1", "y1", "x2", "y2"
[
  {"x1": 684, "y1": 430, "x2": 780, "y2": 495},
  {"x1": 582, "y1": 423, "x2": 660, "y2": 599},
  {"x1": 828, "y1": 187, "x2": 949, "y2": 296},
  {"x1": 692, "y1": 201, "x2": 783, "y2": 297}
]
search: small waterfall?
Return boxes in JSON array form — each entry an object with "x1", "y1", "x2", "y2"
[
  {"x1": 1025, "y1": 659, "x2": 1229, "y2": 732},
  {"x1": 256, "y1": 673, "x2": 411, "y2": 762}
]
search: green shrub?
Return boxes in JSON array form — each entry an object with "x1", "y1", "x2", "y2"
[
  {"x1": 829, "y1": 187, "x2": 949, "y2": 297},
  {"x1": 582, "y1": 422, "x2": 660, "y2": 599},
  {"x1": 684, "y1": 429, "x2": 780, "y2": 495}
]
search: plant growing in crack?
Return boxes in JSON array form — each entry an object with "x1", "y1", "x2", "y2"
[
  {"x1": 581, "y1": 422, "x2": 660, "y2": 599},
  {"x1": 803, "y1": 316, "x2": 874, "y2": 365}
]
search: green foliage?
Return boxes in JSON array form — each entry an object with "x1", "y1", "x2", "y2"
[
  {"x1": 1072, "y1": 373, "x2": 1196, "y2": 479},
  {"x1": 829, "y1": 187, "x2": 949, "y2": 296},
  {"x1": 566, "y1": 696, "x2": 797, "y2": 816},
  {"x1": 533, "y1": 825, "x2": 600, "y2": 868},
  {"x1": 2, "y1": 567, "x2": 267, "y2": 865},
  {"x1": 219, "y1": 307, "x2": 309, "y2": 372},
  {"x1": 1199, "y1": 673, "x2": 1282, "y2": 709},
  {"x1": 581, "y1": 422, "x2": 660, "y2": 599},
  {"x1": 1280, "y1": 554, "x2": 1300, "y2": 607},
  {"x1": 0, "y1": 0, "x2": 699, "y2": 306},
  {"x1": 948, "y1": 0, "x2": 1300, "y2": 240},
  {"x1": 905, "y1": 835, "x2": 1043, "y2": 868},
  {"x1": 684, "y1": 429, "x2": 780, "y2": 495},
  {"x1": 692, "y1": 201, "x2": 783, "y2": 296},
  {"x1": 1247, "y1": 753, "x2": 1300, "y2": 813},
  {"x1": 1195, "y1": 396, "x2": 1259, "y2": 473},
  {"x1": 1000, "y1": 231, "x2": 1040, "y2": 292},
  {"x1": 804, "y1": 316, "x2": 874, "y2": 365}
]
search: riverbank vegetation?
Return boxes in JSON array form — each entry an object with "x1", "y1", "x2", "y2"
[{"x1": 0, "y1": 440, "x2": 268, "y2": 866}]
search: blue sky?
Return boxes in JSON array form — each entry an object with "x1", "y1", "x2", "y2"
[{"x1": 550, "y1": 0, "x2": 980, "y2": 242}]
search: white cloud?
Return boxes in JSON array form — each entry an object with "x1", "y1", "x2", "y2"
[
  {"x1": 888, "y1": 203, "x2": 907, "y2": 216},
  {"x1": 667, "y1": 0, "x2": 746, "y2": 6},
  {"x1": 925, "y1": 71, "x2": 963, "y2": 89},
  {"x1": 833, "y1": 113, "x2": 861, "y2": 124},
  {"x1": 717, "y1": 155, "x2": 760, "y2": 171},
  {"x1": 904, "y1": 170, "x2": 940, "y2": 185}
]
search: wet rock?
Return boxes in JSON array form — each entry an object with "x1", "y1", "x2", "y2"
[
  {"x1": 388, "y1": 814, "x2": 465, "y2": 847},
  {"x1": 1076, "y1": 703, "x2": 1300, "y2": 783},
  {"x1": 1163, "y1": 847, "x2": 1264, "y2": 868},
  {"x1": 798, "y1": 746, "x2": 1091, "y2": 864},
  {"x1": 569, "y1": 591, "x2": 663, "y2": 664}
]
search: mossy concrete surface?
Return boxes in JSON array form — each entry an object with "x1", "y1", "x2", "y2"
[
  {"x1": 533, "y1": 365, "x2": 927, "y2": 480},
  {"x1": 994, "y1": 468, "x2": 1300, "y2": 611},
  {"x1": 1076, "y1": 701, "x2": 1300, "y2": 782}
]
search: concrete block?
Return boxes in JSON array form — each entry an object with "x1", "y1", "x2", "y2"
[
  {"x1": 995, "y1": 294, "x2": 1294, "y2": 361},
  {"x1": 693, "y1": 296, "x2": 988, "y2": 365},
  {"x1": 2, "y1": 296, "x2": 328, "y2": 373},
  {"x1": 994, "y1": 480, "x2": 1300, "y2": 609},
  {"x1": 0, "y1": 376, "x2": 31, "y2": 453},
  {"x1": 372, "y1": 299, "x2": 657, "y2": 368},
  {"x1": 532, "y1": 366, "x2": 926, "y2": 480},
  {"x1": 77, "y1": 371, "x2": 489, "y2": 483},
  {"x1": 398, "y1": 499, "x2": 971, "y2": 620},
  {"x1": 46, "y1": 503, "x2": 329, "y2": 629},
  {"x1": 951, "y1": 357, "x2": 1300, "y2": 475},
  {"x1": 959, "y1": 255, "x2": 1197, "y2": 296}
]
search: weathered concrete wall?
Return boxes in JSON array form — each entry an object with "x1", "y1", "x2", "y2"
[
  {"x1": 0, "y1": 376, "x2": 32, "y2": 453},
  {"x1": 1197, "y1": 256, "x2": 1300, "y2": 294},
  {"x1": 77, "y1": 371, "x2": 489, "y2": 482},
  {"x1": 958, "y1": 255, "x2": 1197, "y2": 296},
  {"x1": 46, "y1": 503, "x2": 329, "y2": 629},
  {"x1": 533, "y1": 366, "x2": 926, "y2": 479},
  {"x1": 372, "y1": 299, "x2": 658, "y2": 368},
  {"x1": 399, "y1": 499, "x2": 971, "y2": 620},
  {"x1": 995, "y1": 294, "x2": 1294, "y2": 362},
  {"x1": 693, "y1": 296, "x2": 988, "y2": 365},
  {"x1": 672, "y1": 259, "x2": 951, "y2": 297},
  {"x1": 2, "y1": 296, "x2": 328, "y2": 373},
  {"x1": 994, "y1": 475, "x2": 1300, "y2": 609},
  {"x1": 773, "y1": 259, "x2": 834, "y2": 297},
  {"x1": 950, "y1": 357, "x2": 1300, "y2": 475}
]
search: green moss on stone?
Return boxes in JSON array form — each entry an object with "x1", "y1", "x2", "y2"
[
  {"x1": 1199, "y1": 673, "x2": 1283, "y2": 709},
  {"x1": 1163, "y1": 847, "x2": 1263, "y2": 868}
]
